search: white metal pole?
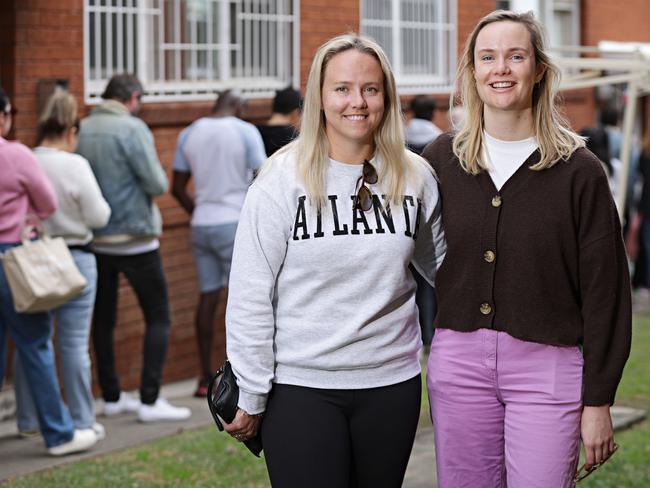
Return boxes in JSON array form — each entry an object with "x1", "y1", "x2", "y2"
[{"x1": 616, "y1": 78, "x2": 639, "y2": 221}]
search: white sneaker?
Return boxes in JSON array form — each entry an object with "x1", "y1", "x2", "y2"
[
  {"x1": 103, "y1": 392, "x2": 141, "y2": 416},
  {"x1": 92, "y1": 422, "x2": 106, "y2": 440},
  {"x1": 48, "y1": 428, "x2": 97, "y2": 456},
  {"x1": 137, "y1": 398, "x2": 192, "y2": 423}
]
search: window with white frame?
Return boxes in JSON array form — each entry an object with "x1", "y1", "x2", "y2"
[
  {"x1": 361, "y1": 0, "x2": 457, "y2": 94},
  {"x1": 84, "y1": 0, "x2": 299, "y2": 103},
  {"x1": 499, "y1": 0, "x2": 580, "y2": 52},
  {"x1": 548, "y1": 0, "x2": 579, "y2": 50}
]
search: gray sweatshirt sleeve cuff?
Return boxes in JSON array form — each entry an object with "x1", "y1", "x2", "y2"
[{"x1": 237, "y1": 390, "x2": 267, "y2": 415}]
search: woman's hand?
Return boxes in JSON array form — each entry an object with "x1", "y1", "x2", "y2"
[
  {"x1": 580, "y1": 405, "x2": 615, "y2": 469},
  {"x1": 223, "y1": 408, "x2": 263, "y2": 442}
]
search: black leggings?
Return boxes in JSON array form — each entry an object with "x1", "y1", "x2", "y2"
[
  {"x1": 92, "y1": 250, "x2": 171, "y2": 404},
  {"x1": 261, "y1": 375, "x2": 421, "y2": 488}
]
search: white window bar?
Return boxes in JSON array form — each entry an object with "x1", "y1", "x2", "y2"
[
  {"x1": 206, "y1": 0, "x2": 213, "y2": 80},
  {"x1": 84, "y1": 0, "x2": 299, "y2": 103},
  {"x1": 361, "y1": 0, "x2": 457, "y2": 94},
  {"x1": 137, "y1": 0, "x2": 150, "y2": 85},
  {"x1": 127, "y1": 0, "x2": 136, "y2": 74},
  {"x1": 550, "y1": 0, "x2": 580, "y2": 53},
  {"x1": 245, "y1": 0, "x2": 251, "y2": 79}
]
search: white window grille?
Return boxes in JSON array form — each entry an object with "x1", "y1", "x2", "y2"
[
  {"x1": 360, "y1": 0, "x2": 457, "y2": 94},
  {"x1": 84, "y1": 0, "x2": 299, "y2": 103},
  {"x1": 548, "y1": 0, "x2": 579, "y2": 51}
]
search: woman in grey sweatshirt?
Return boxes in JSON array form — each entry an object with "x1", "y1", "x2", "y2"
[{"x1": 224, "y1": 34, "x2": 446, "y2": 488}]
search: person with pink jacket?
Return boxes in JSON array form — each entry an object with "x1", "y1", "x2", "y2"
[{"x1": 0, "y1": 86, "x2": 97, "y2": 456}]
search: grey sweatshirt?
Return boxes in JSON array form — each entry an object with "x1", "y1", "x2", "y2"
[{"x1": 226, "y1": 150, "x2": 446, "y2": 414}]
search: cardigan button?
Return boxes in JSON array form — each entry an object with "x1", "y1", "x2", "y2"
[
  {"x1": 484, "y1": 250, "x2": 496, "y2": 263},
  {"x1": 480, "y1": 302, "x2": 492, "y2": 315},
  {"x1": 491, "y1": 195, "x2": 502, "y2": 207}
]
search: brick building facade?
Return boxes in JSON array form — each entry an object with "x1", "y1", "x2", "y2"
[{"x1": 1, "y1": 0, "x2": 648, "y2": 393}]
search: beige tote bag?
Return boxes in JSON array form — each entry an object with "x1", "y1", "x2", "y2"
[{"x1": 1, "y1": 228, "x2": 87, "y2": 313}]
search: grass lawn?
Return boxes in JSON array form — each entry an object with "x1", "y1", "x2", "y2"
[{"x1": 10, "y1": 318, "x2": 650, "y2": 487}]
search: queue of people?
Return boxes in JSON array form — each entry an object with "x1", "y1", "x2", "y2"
[
  {"x1": 0, "y1": 88, "x2": 98, "y2": 456},
  {"x1": 0, "y1": 8, "x2": 634, "y2": 487},
  {"x1": 0, "y1": 74, "x2": 192, "y2": 456},
  {"x1": 0, "y1": 74, "x2": 304, "y2": 456}
]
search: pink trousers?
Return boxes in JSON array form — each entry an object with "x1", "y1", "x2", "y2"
[{"x1": 427, "y1": 328, "x2": 583, "y2": 488}]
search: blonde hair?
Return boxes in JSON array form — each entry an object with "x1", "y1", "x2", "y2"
[
  {"x1": 452, "y1": 10, "x2": 584, "y2": 174},
  {"x1": 37, "y1": 91, "x2": 79, "y2": 143},
  {"x1": 271, "y1": 33, "x2": 421, "y2": 207}
]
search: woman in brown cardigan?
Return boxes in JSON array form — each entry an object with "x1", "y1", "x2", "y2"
[{"x1": 422, "y1": 10, "x2": 631, "y2": 488}]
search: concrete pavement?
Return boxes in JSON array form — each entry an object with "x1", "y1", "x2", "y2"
[{"x1": 404, "y1": 423, "x2": 436, "y2": 488}]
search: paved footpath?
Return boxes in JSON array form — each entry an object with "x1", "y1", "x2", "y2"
[
  {"x1": 404, "y1": 422, "x2": 437, "y2": 487},
  {"x1": 0, "y1": 379, "x2": 644, "y2": 486}
]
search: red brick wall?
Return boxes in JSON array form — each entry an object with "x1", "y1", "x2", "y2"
[
  {"x1": 0, "y1": 2, "x2": 17, "y2": 111},
  {"x1": 582, "y1": 1, "x2": 650, "y2": 46},
  {"x1": 457, "y1": 0, "x2": 495, "y2": 58},
  {"x1": 299, "y1": 0, "x2": 360, "y2": 92},
  {"x1": 8, "y1": 0, "x2": 85, "y2": 146}
]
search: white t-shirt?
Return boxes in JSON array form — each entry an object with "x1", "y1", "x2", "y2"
[
  {"x1": 483, "y1": 131, "x2": 538, "y2": 191},
  {"x1": 173, "y1": 116, "x2": 267, "y2": 227}
]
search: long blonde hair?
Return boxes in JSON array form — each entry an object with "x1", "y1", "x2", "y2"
[
  {"x1": 272, "y1": 33, "x2": 419, "y2": 207},
  {"x1": 452, "y1": 10, "x2": 584, "y2": 174}
]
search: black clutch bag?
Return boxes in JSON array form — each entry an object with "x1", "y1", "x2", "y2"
[{"x1": 207, "y1": 360, "x2": 263, "y2": 457}]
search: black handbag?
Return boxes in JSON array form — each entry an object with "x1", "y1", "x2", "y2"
[{"x1": 207, "y1": 360, "x2": 263, "y2": 457}]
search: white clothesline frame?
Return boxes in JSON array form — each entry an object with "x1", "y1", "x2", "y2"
[{"x1": 552, "y1": 41, "x2": 650, "y2": 220}]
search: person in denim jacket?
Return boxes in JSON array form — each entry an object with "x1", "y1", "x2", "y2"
[{"x1": 77, "y1": 74, "x2": 191, "y2": 422}]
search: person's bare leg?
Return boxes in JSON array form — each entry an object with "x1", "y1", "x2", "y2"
[{"x1": 195, "y1": 289, "x2": 221, "y2": 389}]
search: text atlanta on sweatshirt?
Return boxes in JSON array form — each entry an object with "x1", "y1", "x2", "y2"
[{"x1": 226, "y1": 150, "x2": 447, "y2": 414}]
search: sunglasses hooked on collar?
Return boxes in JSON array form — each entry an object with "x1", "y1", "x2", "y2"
[{"x1": 353, "y1": 159, "x2": 378, "y2": 212}]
